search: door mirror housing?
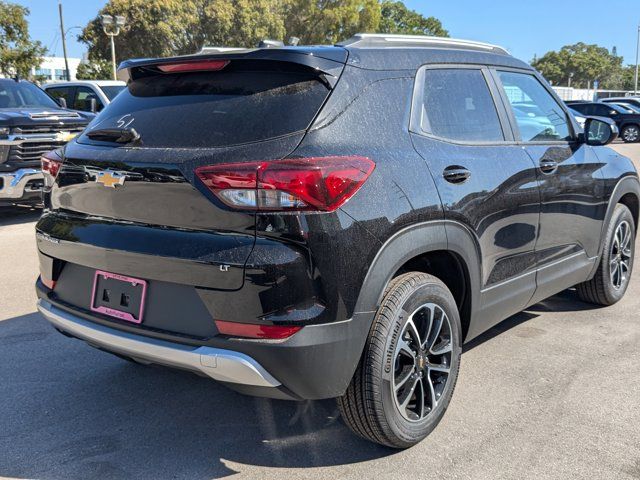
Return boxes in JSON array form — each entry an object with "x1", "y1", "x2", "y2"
[
  {"x1": 57, "y1": 97, "x2": 67, "y2": 109},
  {"x1": 581, "y1": 117, "x2": 618, "y2": 146},
  {"x1": 89, "y1": 97, "x2": 98, "y2": 114}
]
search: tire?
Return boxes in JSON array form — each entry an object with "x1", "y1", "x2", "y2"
[
  {"x1": 621, "y1": 124, "x2": 640, "y2": 143},
  {"x1": 576, "y1": 204, "x2": 635, "y2": 305},
  {"x1": 337, "y1": 272, "x2": 462, "y2": 448}
]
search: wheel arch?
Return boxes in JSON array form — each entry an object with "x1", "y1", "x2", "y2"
[
  {"x1": 590, "y1": 175, "x2": 640, "y2": 277},
  {"x1": 353, "y1": 221, "x2": 482, "y2": 342}
]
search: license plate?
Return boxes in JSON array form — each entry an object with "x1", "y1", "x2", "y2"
[{"x1": 90, "y1": 270, "x2": 147, "y2": 324}]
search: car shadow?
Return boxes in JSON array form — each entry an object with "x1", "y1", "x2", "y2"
[
  {"x1": 0, "y1": 289, "x2": 598, "y2": 479},
  {"x1": 0, "y1": 205, "x2": 41, "y2": 226},
  {"x1": 463, "y1": 289, "x2": 593, "y2": 352},
  {"x1": 0, "y1": 312, "x2": 393, "y2": 480}
]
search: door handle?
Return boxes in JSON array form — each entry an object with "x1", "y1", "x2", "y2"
[
  {"x1": 539, "y1": 159, "x2": 558, "y2": 174},
  {"x1": 443, "y1": 166, "x2": 470, "y2": 184}
]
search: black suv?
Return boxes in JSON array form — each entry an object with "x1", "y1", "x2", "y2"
[
  {"x1": 567, "y1": 100, "x2": 640, "y2": 143},
  {"x1": 35, "y1": 34, "x2": 639, "y2": 448},
  {"x1": 0, "y1": 79, "x2": 92, "y2": 205}
]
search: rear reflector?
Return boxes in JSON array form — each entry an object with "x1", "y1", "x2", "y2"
[
  {"x1": 215, "y1": 320, "x2": 302, "y2": 339},
  {"x1": 40, "y1": 275, "x2": 56, "y2": 290},
  {"x1": 157, "y1": 59, "x2": 229, "y2": 73},
  {"x1": 195, "y1": 156, "x2": 375, "y2": 212}
]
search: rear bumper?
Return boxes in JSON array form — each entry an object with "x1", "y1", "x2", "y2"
[
  {"x1": 36, "y1": 287, "x2": 373, "y2": 400},
  {"x1": 37, "y1": 298, "x2": 280, "y2": 388},
  {"x1": 0, "y1": 168, "x2": 43, "y2": 202}
]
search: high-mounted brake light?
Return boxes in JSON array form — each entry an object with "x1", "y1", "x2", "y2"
[
  {"x1": 41, "y1": 151, "x2": 63, "y2": 187},
  {"x1": 195, "y1": 156, "x2": 375, "y2": 212},
  {"x1": 157, "y1": 59, "x2": 229, "y2": 73},
  {"x1": 215, "y1": 320, "x2": 302, "y2": 339}
]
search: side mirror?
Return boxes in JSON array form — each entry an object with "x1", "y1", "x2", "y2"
[
  {"x1": 583, "y1": 117, "x2": 618, "y2": 146},
  {"x1": 89, "y1": 98, "x2": 98, "y2": 114},
  {"x1": 57, "y1": 97, "x2": 67, "y2": 108}
]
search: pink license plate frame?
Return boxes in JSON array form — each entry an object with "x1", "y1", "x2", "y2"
[{"x1": 90, "y1": 270, "x2": 147, "y2": 324}]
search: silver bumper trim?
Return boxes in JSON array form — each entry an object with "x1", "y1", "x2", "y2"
[
  {"x1": 37, "y1": 299, "x2": 281, "y2": 388},
  {"x1": 0, "y1": 168, "x2": 43, "y2": 200}
]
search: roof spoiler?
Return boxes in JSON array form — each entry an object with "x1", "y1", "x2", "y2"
[{"x1": 117, "y1": 47, "x2": 348, "y2": 84}]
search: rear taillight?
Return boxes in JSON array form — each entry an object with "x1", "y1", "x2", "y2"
[
  {"x1": 195, "y1": 156, "x2": 375, "y2": 212},
  {"x1": 41, "y1": 151, "x2": 63, "y2": 187},
  {"x1": 215, "y1": 320, "x2": 302, "y2": 339}
]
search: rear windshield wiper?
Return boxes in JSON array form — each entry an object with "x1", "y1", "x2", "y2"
[{"x1": 86, "y1": 128, "x2": 141, "y2": 144}]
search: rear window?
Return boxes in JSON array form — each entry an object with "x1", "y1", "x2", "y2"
[
  {"x1": 100, "y1": 85, "x2": 125, "y2": 101},
  {"x1": 79, "y1": 66, "x2": 331, "y2": 148}
]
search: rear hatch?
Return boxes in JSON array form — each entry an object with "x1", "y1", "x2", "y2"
[{"x1": 39, "y1": 48, "x2": 347, "y2": 290}]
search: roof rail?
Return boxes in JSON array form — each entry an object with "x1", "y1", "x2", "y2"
[{"x1": 337, "y1": 34, "x2": 509, "y2": 55}]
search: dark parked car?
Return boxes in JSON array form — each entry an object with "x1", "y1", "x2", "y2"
[
  {"x1": 568, "y1": 101, "x2": 640, "y2": 142},
  {"x1": 602, "y1": 96, "x2": 640, "y2": 111},
  {"x1": 0, "y1": 79, "x2": 92, "y2": 205},
  {"x1": 35, "y1": 34, "x2": 638, "y2": 448}
]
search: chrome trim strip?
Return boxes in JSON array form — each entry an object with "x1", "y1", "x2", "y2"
[
  {"x1": 37, "y1": 299, "x2": 281, "y2": 388},
  {"x1": 0, "y1": 168, "x2": 44, "y2": 199},
  {"x1": 0, "y1": 132, "x2": 71, "y2": 146}
]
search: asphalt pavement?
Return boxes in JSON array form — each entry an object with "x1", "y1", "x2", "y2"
[{"x1": 1, "y1": 144, "x2": 639, "y2": 480}]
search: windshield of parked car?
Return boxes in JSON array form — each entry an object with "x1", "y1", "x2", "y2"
[
  {"x1": 0, "y1": 80, "x2": 59, "y2": 109},
  {"x1": 100, "y1": 85, "x2": 126, "y2": 101}
]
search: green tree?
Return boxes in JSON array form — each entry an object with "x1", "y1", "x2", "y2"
[
  {"x1": 78, "y1": 0, "x2": 286, "y2": 61},
  {"x1": 621, "y1": 65, "x2": 637, "y2": 91},
  {"x1": 76, "y1": 58, "x2": 113, "y2": 80},
  {"x1": 378, "y1": 0, "x2": 447, "y2": 37},
  {"x1": 0, "y1": 1, "x2": 47, "y2": 78},
  {"x1": 282, "y1": 0, "x2": 380, "y2": 45},
  {"x1": 532, "y1": 43, "x2": 624, "y2": 89},
  {"x1": 79, "y1": 0, "x2": 447, "y2": 63}
]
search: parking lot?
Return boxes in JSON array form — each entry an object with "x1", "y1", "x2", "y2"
[{"x1": 1, "y1": 144, "x2": 639, "y2": 480}]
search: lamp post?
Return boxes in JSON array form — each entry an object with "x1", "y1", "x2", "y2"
[
  {"x1": 58, "y1": 1, "x2": 70, "y2": 81},
  {"x1": 634, "y1": 23, "x2": 640, "y2": 95},
  {"x1": 101, "y1": 14, "x2": 126, "y2": 80}
]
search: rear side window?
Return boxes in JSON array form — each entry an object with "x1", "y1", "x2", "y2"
[
  {"x1": 79, "y1": 66, "x2": 331, "y2": 148},
  {"x1": 73, "y1": 86, "x2": 103, "y2": 112},
  {"x1": 497, "y1": 71, "x2": 572, "y2": 142},
  {"x1": 421, "y1": 68, "x2": 504, "y2": 142},
  {"x1": 46, "y1": 86, "x2": 74, "y2": 106}
]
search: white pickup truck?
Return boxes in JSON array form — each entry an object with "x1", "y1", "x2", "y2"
[{"x1": 43, "y1": 80, "x2": 126, "y2": 114}]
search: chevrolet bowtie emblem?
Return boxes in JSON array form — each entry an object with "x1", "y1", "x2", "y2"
[
  {"x1": 55, "y1": 131, "x2": 78, "y2": 143},
  {"x1": 96, "y1": 171, "x2": 126, "y2": 188}
]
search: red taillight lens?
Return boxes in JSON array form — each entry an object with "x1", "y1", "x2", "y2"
[
  {"x1": 41, "y1": 151, "x2": 63, "y2": 186},
  {"x1": 157, "y1": 59, "x2": 229, "y2": 73},
  {"x1": 215, "y1": 320, "x2": 302, "y2": 339},
  {"x1": 195, "y1": 156, "x2": 375, "y2": 212}
]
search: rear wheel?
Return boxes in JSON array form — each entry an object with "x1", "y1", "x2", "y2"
[
  {"x1": 576, "y1": 204, "x2": 635, "y2": 305},
  {"x1": 338, "y1": 272, "x2": 461, "y2": 448},
  {"x1": 621, "y1": 124, "x2": 640, "y2": 143}
]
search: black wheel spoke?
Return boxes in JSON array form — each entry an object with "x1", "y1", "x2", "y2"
[{"x1": 394, "y1": 365, "x2": 414, "y2": 392}]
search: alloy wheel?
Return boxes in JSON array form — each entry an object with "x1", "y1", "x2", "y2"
[
  {"x1": 610, "y1": 220, "x2": 633, "y2": 290},
  {"x1": 623, "y1": 126, "x2": 639, "y2": 142},
  {"x1": 392, "y1": 303, "x2": 453, "y2": 422}
]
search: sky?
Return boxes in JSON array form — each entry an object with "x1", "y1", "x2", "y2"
[{"x1": 13, "y1": 0, "x2": 640, "y2": 65}]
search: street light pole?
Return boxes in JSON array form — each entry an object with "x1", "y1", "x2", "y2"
[
  {"x1": 58, "y1": 1, "x2": 70, "y2": 81},
  {"x1": 101, "y1": 15, "x2": 126, "y2": 81},
  {"x1": 109, "y1": 34, "x2": 116, "y2": 80},
  {"x1": 635, "y1": 23, "x2": 640, "y2": 95}
]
